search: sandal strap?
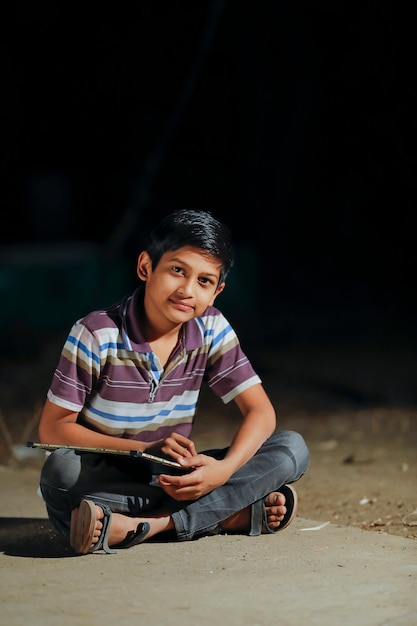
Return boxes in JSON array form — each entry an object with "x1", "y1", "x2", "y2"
[
  {"x1": 249, "y1": 499, "x2": 264, "y2": 536},
  {"x1": 94, "y1": 503, "x2": 117, "y2": 554},
  {"x1": 114, "y1": 521, "x2": 150, "y2": 549},
  {"x1": 249, "y1": 485, "x2": 298, "y2": 536}
]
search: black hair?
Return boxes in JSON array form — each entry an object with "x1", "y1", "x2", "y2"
[{"x1": 145, "y1": 209, "x2": 234, "y2": 284}]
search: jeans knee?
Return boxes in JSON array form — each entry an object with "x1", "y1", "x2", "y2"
[
  {"x1": 268, "y1": 430, "x2": 310, "y2": 476},
  {"x1": 40, "y1": 448, "x2": 82, "y2": 491},
  {"x1": 286, "y1": 430, "x2": 310, "y2": 474},
  {"x1": 287, "y1": 429, "x2": 309, "y2": 454}
]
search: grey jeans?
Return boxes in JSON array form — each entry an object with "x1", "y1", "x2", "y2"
[{"x1": 39, "y1": 430, "x2": 310, "y2": 541}]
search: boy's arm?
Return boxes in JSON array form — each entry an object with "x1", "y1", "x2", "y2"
[
  {"x1": 221, "y1": 383, "x2": 276, "y2": 475},
  {"x1": 38, "y1": 398, "x2": 149, "y2": 452}
]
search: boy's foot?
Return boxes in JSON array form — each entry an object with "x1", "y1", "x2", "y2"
[
  {"x1": 70, "y1": 503, "x2": 174, "y2": 553},
  {"x1": 220, "y1": 490, "x2": 290, "y2": 533}
]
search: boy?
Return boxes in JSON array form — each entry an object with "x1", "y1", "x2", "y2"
[{"x1": 38, "y1": 209, "x2": 310, "y2": 554}]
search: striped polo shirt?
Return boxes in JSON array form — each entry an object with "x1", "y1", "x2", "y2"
[{"x1": 47, "y1": 287, "x2": 261, "y2": 442}]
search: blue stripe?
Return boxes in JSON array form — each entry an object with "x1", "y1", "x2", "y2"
[
  {"x1": 68, "y1": 335, "x2": 126, "y2": 364},
  {"x1": 123, "y1": 328, "x2": 132, "y2": 350},
  {"x1": 67, "y1": 335, "x2": 101, "y2": 365},
  {"x1": 100, "y1": 341, "x2": 126, "y2": 351},
  {"x1": 149, "y1": 352, "x2": 161, "y2": 382},
  {"x1": 210, "y1": 323, "x2": 232, "y2": 347},
  {"x1": 87, "y1": 401, "x2": 197, "y2": 422},
  {"x1": 195, "y1": 316, "x2": 205, "y2": 335}
]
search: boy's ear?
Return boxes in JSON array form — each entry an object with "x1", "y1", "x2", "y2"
[
  {"x1": 209, "y1": 281, "x2": 225, "y2": 305},
  {"x1": 137, "y1": 251, "x2": 152, "y2": 281}
]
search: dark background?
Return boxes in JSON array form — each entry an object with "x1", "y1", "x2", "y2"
[{"x1": 2, "y1": 2, "x2": 416, "y2": 386}]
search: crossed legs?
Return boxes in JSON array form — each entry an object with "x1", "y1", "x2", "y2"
[{"x1": 71, "y1": 489, "x2": 291, "y2": 554}]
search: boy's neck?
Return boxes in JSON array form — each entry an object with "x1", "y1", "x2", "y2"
[
  {"x1": 145, "y1": 322, "x2": 183, "y2": 343},
  {"x1": 147, "y1": 325, "x2": 184, "y2": 369}
]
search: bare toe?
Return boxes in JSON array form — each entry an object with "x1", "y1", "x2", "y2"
[
  {"x1": 264, "y1": 485, "x2": 298, "y2": 532},
  {"x1": 264, "y1": 491, "x2": 286, "y2": 507},
  {"x1": 264, "y1": 490, "x2": 289, "y2": 530}
]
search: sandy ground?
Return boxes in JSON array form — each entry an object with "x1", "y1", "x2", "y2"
[
  {"x1": 1, "y1": 461, "x2": 417, "y2": 626},
  {"x1": 1, "y1": 332, "x2": 417, "y2": 624}
]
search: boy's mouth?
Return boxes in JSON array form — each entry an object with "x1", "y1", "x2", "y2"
[{"x1": 170, "y1": 298, "x2": 195, "y2": 313}]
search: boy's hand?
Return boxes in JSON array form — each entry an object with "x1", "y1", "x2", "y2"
[
  {"x1": 147, "y1": 432, "x2": 196, "y2": 460},
  {"x1": 156, "y1": 454, "x2": 230, "y2": 500}
]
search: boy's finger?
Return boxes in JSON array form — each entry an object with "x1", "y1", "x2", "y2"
[{"x1": 157, "y1": 474, "x2": 189, "y2": 487}]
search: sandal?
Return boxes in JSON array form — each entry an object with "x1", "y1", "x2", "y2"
[
  {"x1": 249, "y1": 484, "x2": 298, "y2": 536},
  {"x1": 70, "y1": 499, "x2": 151, "y2": 555},
  {"x1": 112, "y1": 521, "x2": 151, "y2": 549},
  {"x1": 70, "y1": 499, "x2": 116, "y2": 554}
]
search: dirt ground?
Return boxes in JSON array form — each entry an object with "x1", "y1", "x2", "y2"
[
  {"x1": 1, "y1": 469, "x2": 416, "y2": 626},
  {"x1": 1, "y1": 329, "x2": 416, "y2": 541},
  {"x1": 1, "y1": 329, "x2": 417, "y2": 625}
]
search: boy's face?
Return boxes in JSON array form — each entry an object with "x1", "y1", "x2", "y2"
[{"x1": 137, "y1": 246, "x2": 225, "y2": 326}]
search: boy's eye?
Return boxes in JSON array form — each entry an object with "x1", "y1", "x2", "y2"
[
  {"x1": 199, "y1": 276, "x2": 217, "y2": 288},
  {"x1": 170, "y1": 266, "x2": 215, "y2": 286}
]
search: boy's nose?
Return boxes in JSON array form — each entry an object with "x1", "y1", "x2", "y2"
[{"x1": 178, "y1": 280, "x2": 193, "y2": 296}]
